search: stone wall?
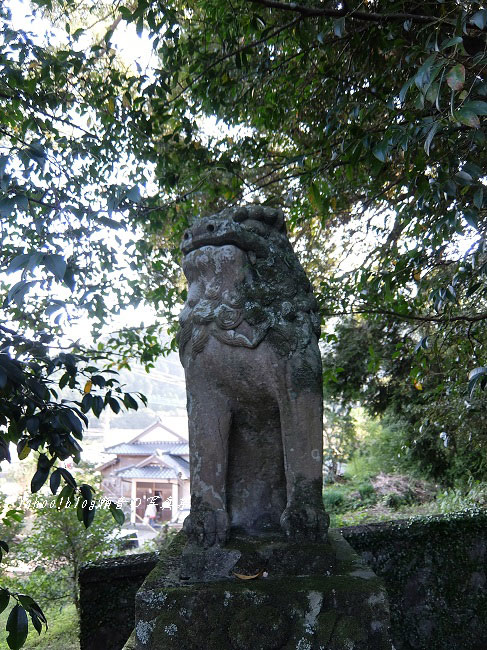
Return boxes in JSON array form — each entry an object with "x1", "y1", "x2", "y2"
[
  {"x1": 79, "y1": 510, "x2": 487, "y2": 650},
  {"x1": 79, "y1": 552, "x2": 158, "y2": 650},
  {"x1": 341, "y1": 509, "x2": 487, "y2": 650}
]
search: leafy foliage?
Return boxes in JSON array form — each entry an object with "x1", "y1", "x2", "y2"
[{"x1": 11, "y1": 494, "x2": 123, "y2": 615}]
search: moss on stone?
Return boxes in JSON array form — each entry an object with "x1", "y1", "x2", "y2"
[
  {"x1": 341, "y1": 508, "x2": 487, "y2": 650},
  {"x1": 228, "y1": 604, "x2": 291, "y2": 650},
  {"x1": 316, "y1": 610, "x2": 338, "y2": 645},
  {"x1": 332, "y1": 615, "x2": 368, "y2": 644}
]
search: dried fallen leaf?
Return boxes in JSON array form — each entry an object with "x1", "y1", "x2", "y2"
[{"x1": 232, "y1": 570, "x2": 264, "y2": 580}]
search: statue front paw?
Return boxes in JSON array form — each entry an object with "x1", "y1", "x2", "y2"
[
  {"x1": 280, "y1": 504, "x2": 329, "y2": 542},
  {"x1": 183, "y1": 506, "x2": 229, "y2": 547}
]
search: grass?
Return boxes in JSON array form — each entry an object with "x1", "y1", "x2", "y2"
[
  {"x1": 0, "y1": 603, "x2": 79, "y2": 650},
  {"x1": 325, "y1": 469, "x2": 487, "y2": 528}
]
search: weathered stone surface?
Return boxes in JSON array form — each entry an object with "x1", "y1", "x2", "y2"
[
  {"x1": 342, "y1": 510, "x2": 487, "y2": 650},
  {"x1": 79, "y1": 552, "x2": 159, "y2": 650},
  {"x1": 177, "y1": 205, "x2": 328, "y2": 544},
  {"x1": 80, "y1": 513, "x2": 487, "y2": 650},
  {"x1": 132, "y1": 530, "x2": 393, "y2": 650}
]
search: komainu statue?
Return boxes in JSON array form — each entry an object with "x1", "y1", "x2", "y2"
[{"x1": 177, "y1": 204, "x2": 329, "y2": 546}]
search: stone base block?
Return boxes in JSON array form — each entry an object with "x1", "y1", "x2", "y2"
[{"x1": 128, "y1": 531, "x2": 393, "y2": 650}]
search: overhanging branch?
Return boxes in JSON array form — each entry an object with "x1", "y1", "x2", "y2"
[
  {"x1": 324, "y1": 308, "x2": 487, "y2": 325},
  {"x1": 248, "y1": 0, "x2": 485, "y2": 31}
]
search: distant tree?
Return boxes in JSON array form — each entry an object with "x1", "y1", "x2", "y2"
[
  {"x1": 323, "y1": 317, "x2": 487, "y2": 483},
  {"x1": 14, "y1": 497, "x2": 122, "y2": 616}
]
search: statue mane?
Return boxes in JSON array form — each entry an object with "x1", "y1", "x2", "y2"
[{"x1": 177, "y1": 205, "x2": 321, "y2": 359}]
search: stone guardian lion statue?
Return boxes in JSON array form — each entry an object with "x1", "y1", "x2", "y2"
[{"x1": 177, "y1": 204, "x2": 329, "y2": 546}]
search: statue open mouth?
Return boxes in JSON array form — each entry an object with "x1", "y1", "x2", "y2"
[
  {"x1": 181, "y1": 223, "x2": 268, "y2": 258},
  {"x1": 181, "y1": 204, "x2": 286, "y2": 258}
]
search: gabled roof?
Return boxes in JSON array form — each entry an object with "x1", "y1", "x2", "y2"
[
  {"x1": 133, "y1": 451, "x2": 190, "y2": 479},
  {"x1": 127, "y1": 419, "x2": 187, "y2": 444},
  {"x1": 96, "y1": 457, "x2": 119, "y2": 472}
]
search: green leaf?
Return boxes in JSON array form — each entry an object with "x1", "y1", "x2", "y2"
[
  {"x1": 0, "y1": 356, "x2": 24, "y2": 384},
  {"x1": 65, "y1": 410, "x2": 83, "y2": 437},
  {"x1": 308, "y1": 183, "x2": 324, "y2": 214},
  {"x1": 424, "y1": 122, "x2": 440, "y2": 155},
  {"x1": 91, "y1": 395, "x2": 104, "y2": 418},
  {"x1": 446, "y1": 64, "x2": 465, "y2": 91},
  {"x1": 473, "y1": 187, "x2": 484, "y2": 209},
  {"x1": 6, "y1": 281, "x2": 36, "y2": 308},
  {"x1": 43, "y1": 254, "x2": 67, "y2": 282},
  {"x1": 399, "y1": 76, "x2": 415, "y2": 103},
  {"x1": 126, "y1": 186, "x2": 141, "y2": 203},
  {"x1": 0, "y1": 198, "x2": 17, "y2": 218},
  {"x1": 6, "y1": 604, "x2": 28, "y2": 650},
  {"x1": 456, "y1": 169, "x2": 473, "y2": 184},
  {"x1": 78, "y1": 488, "x2": 96, "y2": 528},
  {"x1": 462, "y1": 100, "x2": 487, "y2": 116},
  {"x1": 333, "y1": 17, "x2": 345, "y2": 37},
  {"x1": 58, "y1": 468, "x2": 77, "y2": 489},
  {"x1": 49, "y1": 468, "x2": 61, "y2": 495},
  {"x1": 455, "y1": 109, "x2": 480, "y2": 129},
  {"x1": 470, "y1": 9, "x2": 487, "y2": 29},
  {"x1": 7, "y1": 254, "x2": 30, "y2": 274},
  {"x1": 109, "y1": 501, "x2": 125, "y2": 525},
  {"x1": 56, "y1": 485, "x2": 75, "y2": 509},
  {"x1": 17, "y1": 440, "x2": 30, "y2": 461},
  {"x1": 0, "y1": 589, "x2": 9, "y2": 615},
  {"x1": 27, "y1": 142, "x2": 46, "y2": 160},
  {"x1": 63, "y1": 267, "x2": 76, "y2": 291},
  {"x1": 79, "y1": 483, "x2": 93, "y2": 502},
  {"x1": 0, "y1": 155, "x2": 8, "y2": 177},
  {"x1": 440, "y1": 36, "x2": 463, "y2": 50},
  {"x1": 464, "y1": 209, "x2": 479, "y2": 230},
  {"x1": 30, "y1": 612, "x2": 42, "y2": 635},
  {"x1": 372, "y1": 139, "x2": 389, "y2": 162},
  {"x1": 414, "y1": 54, "x2": 437, "y2": 91},
  {"x1": 31, "y1": 454, "x2": 51, "y2": 493},
  {"x1": 108, "y1": 397, "x2": 121, "y2": 414},
  {"x1": 136, "y1": 16, "x2": 144, "y2": 37},
  {"x1": 123, "y1": 393, "x2": 138, "y2": 410},
  {"x1": 81, "y1": 393, "x2": 93, "y2": 413}
]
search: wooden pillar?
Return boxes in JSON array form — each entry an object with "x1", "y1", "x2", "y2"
[
  {"x1": 171, "y1": 482, "x2": 178, "y2": 521},
  {"x1": 131, "y1": 479, "x2": 136, "y2": 524}
]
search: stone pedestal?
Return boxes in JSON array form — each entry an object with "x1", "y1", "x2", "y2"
[{"x1": 124, "y1": 531, "x2": 393, "y2": 650}]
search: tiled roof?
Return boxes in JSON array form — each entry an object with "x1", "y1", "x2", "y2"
[
  {"x1": 105, "y1": 441, "x2": 189, "y2": 456},
  {"x1": 168, "y1": 456, "x2": 189, "y2": 473},
  {"x1": 115, "y1": 465, "x2": 180, "y2": 480}
]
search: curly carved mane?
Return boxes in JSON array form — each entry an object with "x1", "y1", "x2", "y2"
[{"x1": 177, "y1": 205, "x2": 321, "y2": 359}]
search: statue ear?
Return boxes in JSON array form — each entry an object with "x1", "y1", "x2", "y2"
[
  {"x1": 233, "y1": 206, "x2": 248, "y2": 222},
  {"x1": 274, "y1": 209, "x2": 285, "y2": 231}
]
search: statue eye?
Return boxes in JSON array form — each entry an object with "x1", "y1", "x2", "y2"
[
  {"x1": 207, "y1": 223, "x2": 215, "y2": 232},
  {"x1": 183, "y1": 232, "x2": 189, "y2": 240}
]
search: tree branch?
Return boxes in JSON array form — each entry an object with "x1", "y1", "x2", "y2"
[
  {"x1": 248, "y1": 0, "x2": 485, "y2": 31},
  {"x1": 324, "y1": 308, "x2": 487, "y2": 325},
  {"x1": 166, "y1": 16, "x2": 302, "y2": 105}
]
